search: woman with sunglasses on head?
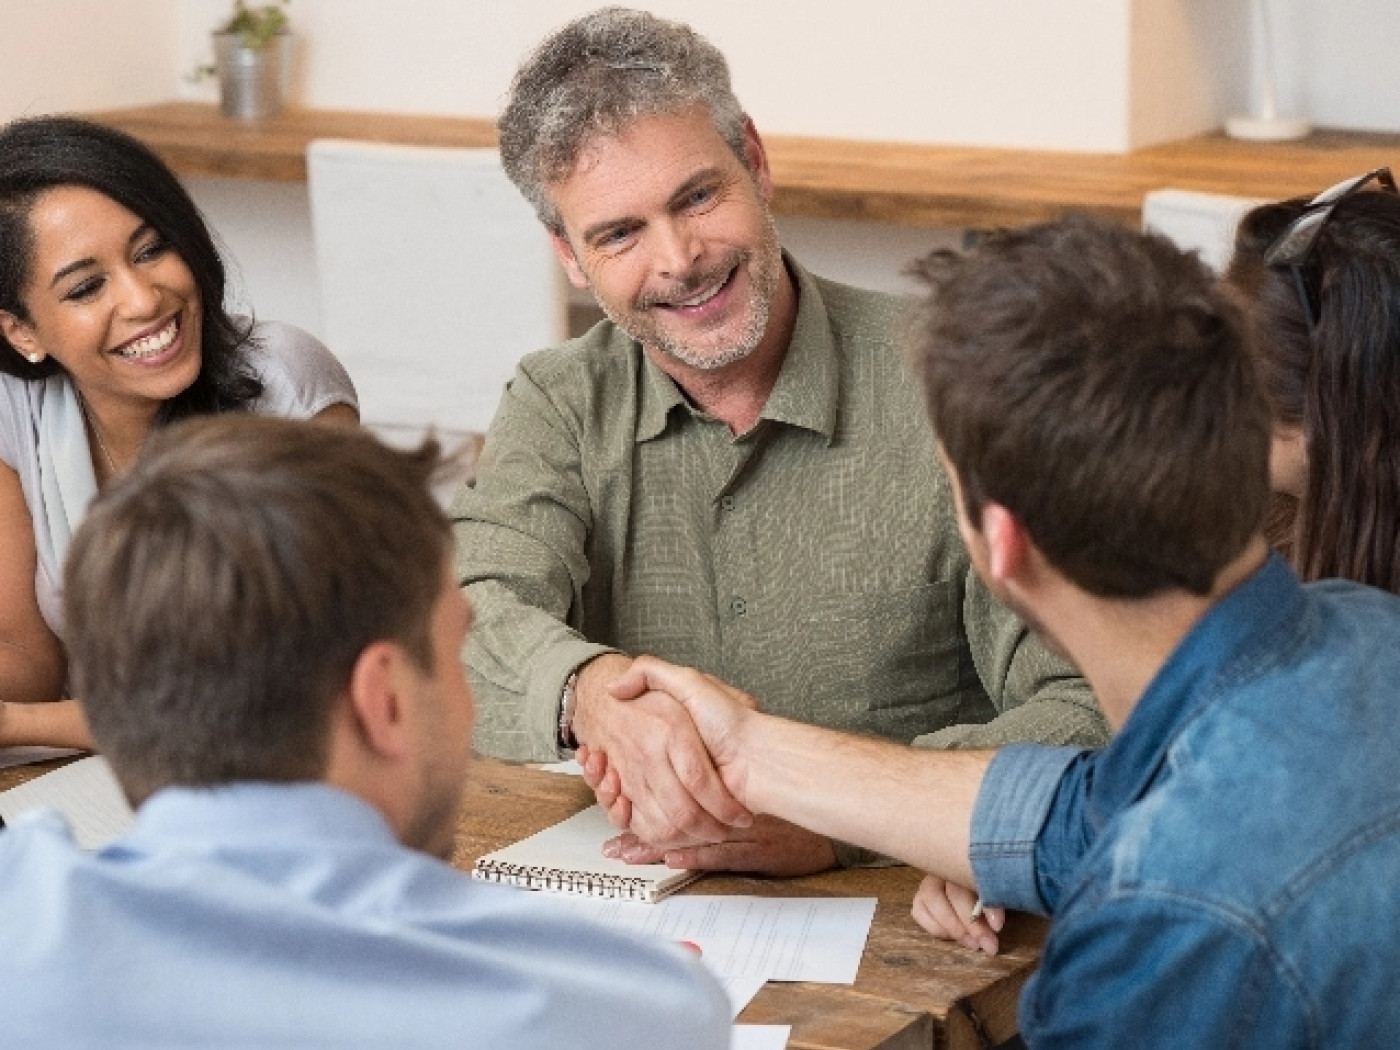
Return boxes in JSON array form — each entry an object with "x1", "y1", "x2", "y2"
[
  {"x1": 0, "y1": 116, "x2": 359, "y2": 750},
  {"x1": 1225, "y1": 167, "x2": 1400, "y2": 593}
]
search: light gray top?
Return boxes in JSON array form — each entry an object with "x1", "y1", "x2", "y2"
[{"x1": 0, "y1": 319, "x2": 357, "y2": 639}]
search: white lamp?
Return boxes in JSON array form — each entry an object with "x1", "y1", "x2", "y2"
[{"x1": 1226, "y1": 0, "x2": 1311, "y2": 141}]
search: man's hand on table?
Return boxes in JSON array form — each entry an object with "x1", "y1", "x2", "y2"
[
  {"x1": 570, "y1": 654, "x2": 752, "y2": 847},
  {"x1": 604, "y1": 814, "x2": 836, "y2": 877},
  {"x1": 579, "y1": 745, "x2": 837, "y2": 876},
  {"x1": 911, "y1": 873, "x2": 1004, "y2": 955}
]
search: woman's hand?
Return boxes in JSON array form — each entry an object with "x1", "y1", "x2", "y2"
[{"x1": 911, "y1": 873, "x2": 1004, "y2": 955}]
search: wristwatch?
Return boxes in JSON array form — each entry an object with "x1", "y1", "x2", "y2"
[{"x1": 557, "y1": 669, "x2": 581, "y2": 750}]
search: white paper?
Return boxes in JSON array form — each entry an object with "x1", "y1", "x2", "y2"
[
  {"x1": 0, "y1": 746, "x2": 83, "y2": 770},
  {"x1": 559, "y1": 895, "x2": 876, "y2": 984},
  {"x1": 730, "y1": 1025, "x2": 790, "y2": 1050},
  {"x1": 0, "y1": 755, "x2": 134, "y2": 850},
  {"x1": 716, "y1": 974, "x2": 767, "y2": 1018},
  {"x1": 473, "y1": 804, "x2": 700, "y2": 901},
  {"x1": 536, "y1": 758, "x2": 584, "y2": 776}
]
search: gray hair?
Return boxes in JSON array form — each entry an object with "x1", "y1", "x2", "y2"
[{"x1": 498, "y1": 6, "x2": 749, "y2": 233}]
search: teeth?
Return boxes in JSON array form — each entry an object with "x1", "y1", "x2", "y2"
[
  {"x1": 118, "y1": 318, "x2": 178, "y2": 359},
  {"x1": 672, "y1": 281, "x2": 724, "y2": 309}
]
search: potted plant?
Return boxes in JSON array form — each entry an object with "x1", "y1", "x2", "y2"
[{"x1": 210, "y1": 1, "x2": 294, "y2": 121}]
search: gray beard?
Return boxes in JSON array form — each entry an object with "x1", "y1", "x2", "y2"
[
  {"x1": 600, "y1": 208, "x2": 784, "y2": 372},
  {"x1": 610, "y1": 285, "x2": 771, "y2": 372}
]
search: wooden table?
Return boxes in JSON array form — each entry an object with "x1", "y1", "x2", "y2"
[
  {"x1": 0, "y1": 753, "x2": 83, "y2": 792},
  {"x1": 1, "y1": 752, "x2": 1043, "y2": 1049},
  {"x1": 88, "y1": 102, "x2": 1400, "y2": 230},
  {"x1": 456, "y1": 757, "x2": 1046, "y2": 1050}
]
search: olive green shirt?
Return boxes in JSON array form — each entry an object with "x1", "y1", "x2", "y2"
[{"x1": 452, "y1": 259, "x2": 1108, "y2": 761}]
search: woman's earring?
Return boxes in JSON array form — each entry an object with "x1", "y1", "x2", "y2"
[{"x1": 25, "y1": 352, "x2": 43, "y2": 364}]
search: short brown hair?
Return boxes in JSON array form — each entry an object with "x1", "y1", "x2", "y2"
[
  {"x1": 911, "y1": 215, "x2": 1270, "y2": 597},
  {"x1": 64, "y1": 416, "x2": 452, "y2": 804}
]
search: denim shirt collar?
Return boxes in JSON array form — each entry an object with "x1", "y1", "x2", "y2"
[{"x1": 1087, "y1": 553, "x2": 1304, "y2": 826}]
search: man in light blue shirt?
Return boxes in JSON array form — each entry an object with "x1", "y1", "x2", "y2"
[
  {"x1": 0, "y1": 416, "x2": 727, "y2": 1049},
  {"x1": 586, "y1": 215, "x2": 1400, "y2": 1049}
]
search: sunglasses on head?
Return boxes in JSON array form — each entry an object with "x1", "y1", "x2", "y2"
[{"x1": 1262, "y1": 167, "x2": 1398, "y2": 333}]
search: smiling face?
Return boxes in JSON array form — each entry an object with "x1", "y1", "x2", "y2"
[
  {"x1": 545, "y1": 105, "x2": 788, "y2": 374},
  {"x1": 0, "y1": 185, "x2": 202, "y2": 418}
]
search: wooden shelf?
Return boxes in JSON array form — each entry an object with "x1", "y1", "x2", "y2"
[{"x1": 90, "y1": 102, "x2": 1400, "y2": 229}]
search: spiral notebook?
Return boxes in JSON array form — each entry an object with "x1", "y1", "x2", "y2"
[{"x1": 472, "y1": 804, "x2": 702, "y2": 902}]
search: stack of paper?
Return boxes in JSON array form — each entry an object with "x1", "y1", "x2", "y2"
[{"x1": 0, "y1": 755, "x2": 134, "y2": 849}]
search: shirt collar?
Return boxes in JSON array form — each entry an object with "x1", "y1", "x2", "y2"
[
  {"x1": 635, "y1": 254, "x2": 840, "y2": 444},
  {"x1": 125, "y1": 781, "x2": 399, "y2": 851},
  {"x1": 1088, "y1": 552, "x2": 1305, "y2": 821}
]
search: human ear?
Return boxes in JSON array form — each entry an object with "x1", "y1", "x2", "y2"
[
  {"x1": 979, "y1": 503, "x2": 1031, "y2": 584},
  {"x1": 548, "y1": 230, "x2": 591, "y2": 290},
  {"x1": 740, "y1": 118, "x2": 774, "y2": 201},
  {"x1": 344, "y1": 640, "x2": 414, "y2": 761},
  {"x1": 0, "y1": 311, "x2": 44, "y2": 363}
]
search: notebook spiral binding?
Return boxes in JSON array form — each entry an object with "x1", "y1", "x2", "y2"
[{"x1": 473, "y1": 860, "x2": 660, "y2": 902}]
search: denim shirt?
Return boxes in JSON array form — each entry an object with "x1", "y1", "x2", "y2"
[{"x1": 971, "y1": 555, "x2": 1400, "y2": 1050}]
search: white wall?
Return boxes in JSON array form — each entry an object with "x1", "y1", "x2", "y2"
[
  {"x1": 8, "y1": 2, "x2": 1396, "y2": 151},
  {"x1": 1130, "y1": 0, "x2": 1250, "y2": 147},
  {"x1": 0, "y1": 0, "x2": 178, "y2": 120},
  {"x1": 172, "y1": 0, "x2": 1219, "y2": 153},
  {"x1": 186, "y1": 177, "x2": 322, "y2": 335},
  {"x1": 1278, "y1": 0, "x2": 1400, "y2": 132},
  {"x1": 4, "y1": 0, "x2": 1396, "y2": 341}
]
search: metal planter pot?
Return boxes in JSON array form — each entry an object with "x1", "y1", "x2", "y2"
[{"x1": 213, "y1": 32, "x2": 293, "y2": 121}]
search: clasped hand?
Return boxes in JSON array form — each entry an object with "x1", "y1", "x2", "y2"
[{"x1": 572, "y1": 655, "x2": 835, "y2": 876}]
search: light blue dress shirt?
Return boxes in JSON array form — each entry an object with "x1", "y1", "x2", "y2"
[
  {"x1": 0, "y1": 781, "x2": 728, "y2": 1048},
  {"x1": 970, "y1": 554, "x2": 1400, "y2": 1049}
]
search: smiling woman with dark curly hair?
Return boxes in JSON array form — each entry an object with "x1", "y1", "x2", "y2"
[{"x1": 0, "y1": 115, "x2": 359, "y2": 750}]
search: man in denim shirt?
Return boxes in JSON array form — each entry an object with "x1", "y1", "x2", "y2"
[{"x1": 592, "y1": 215, "x2": 1400, "y2": 1048}]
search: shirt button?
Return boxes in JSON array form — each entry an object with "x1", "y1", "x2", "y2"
[
  {"x1": 720, "y1": 495, "x2": 736, "y2": 511},
  {"x1": 731, "y1": 597, "x2": 748, "y2": 616}
]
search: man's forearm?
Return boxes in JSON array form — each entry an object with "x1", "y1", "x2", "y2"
[
  {"x1": 914, "y1": 684, "x2": 1107, "y2": 750},
  {"x1": 459, "y1": 577, "x2": 617, "y2": 761},
  {"x1": 959, "y1": 567, "x2": 1109, "y2": 749},
  {"x1": 735, "y1": 714, "x2": 989, "y2": 887}
]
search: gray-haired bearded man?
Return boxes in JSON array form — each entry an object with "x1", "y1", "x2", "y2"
[{"x1": 452, "y1": 6, "x2": 1108, "y2": 876}]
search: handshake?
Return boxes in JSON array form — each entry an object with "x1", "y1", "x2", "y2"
[
  {"x1": 568, "y1": 654, "x2": 1004, "y2": 954},
  {"x1": 569, "y1": 653, "x2": 839, "y2": 878}
]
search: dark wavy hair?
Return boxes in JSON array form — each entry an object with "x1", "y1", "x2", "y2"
[
  {"x1": 1226, "y1": 189, "x2": 1400, "y2": 594},
  {"x1": 0, "y1": 115, "x2": 261, "y2": 419}
]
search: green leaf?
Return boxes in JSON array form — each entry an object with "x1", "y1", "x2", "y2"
[{"x1": 219, "y1": 0, "x2": 291, "y2": 50}]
